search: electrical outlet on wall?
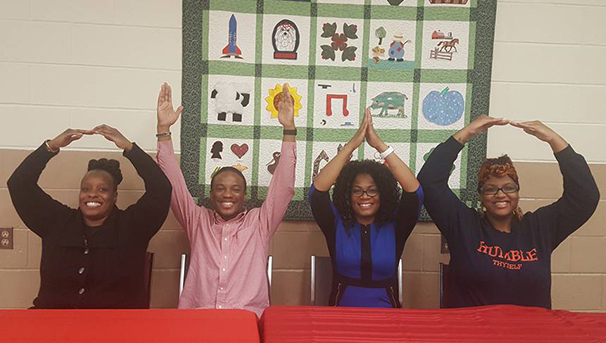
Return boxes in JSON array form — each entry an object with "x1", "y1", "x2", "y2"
[{"x1": 0, "y1": 227, "x2": 13, "y2": 249}]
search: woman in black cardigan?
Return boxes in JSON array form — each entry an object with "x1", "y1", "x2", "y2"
[{"x1": 7, "y1": 125, "x2": 172, "y2": 309}]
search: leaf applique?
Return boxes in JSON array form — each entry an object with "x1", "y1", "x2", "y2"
[
  {"x1": 342, "y1": 46, "x2": 357, "y2": 61},
  {"x1": 321, "y1": 45, "x2": 336, "y2": 61},
  {"x1": 343, "y1": 23, "x2": 358, "y2": 40},
  {"x1": 321, "y1": 22, "x2": 337, "y2": 38}
]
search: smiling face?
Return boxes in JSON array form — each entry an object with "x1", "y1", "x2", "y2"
[
  {"x1": 79, "y1": 170, "x2": 117, "y2": 226},
  {"x1": 480, "y1": 175, "x2": 520, "y2": 220},
  {"x1": 210, "y1": 170, "x2": 246, "y2": 221},
  {"x1": 350, "y1": 173, "x2": 381, "y2": 225}
]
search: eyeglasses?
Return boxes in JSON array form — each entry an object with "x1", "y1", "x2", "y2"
[
  {"x1": 480, "y1": 184, "x2": 519, "y2": 195},
  {"x1": 351, "y1": 188, "x2": 379, "y2": 197}
]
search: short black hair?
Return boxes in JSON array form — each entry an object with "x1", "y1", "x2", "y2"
[
  {"x1": 210, "y1": 167, "x2": 247, "y2": 192},
  {"x1": 332, "y1": 160, "x2": 401, "y2": 228},
  {"x1": 87, "y1": 158, "x2": 123, "y2": 190}
]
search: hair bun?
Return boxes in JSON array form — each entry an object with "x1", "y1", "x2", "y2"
[{"x1": 87, "y1": 158, "x2": 123, "y2": 186}]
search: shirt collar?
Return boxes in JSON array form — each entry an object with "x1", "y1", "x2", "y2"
[{"x1": 213, "y1": 208, "x2": 247, "y2": 225}]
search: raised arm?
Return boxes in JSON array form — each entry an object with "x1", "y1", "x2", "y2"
[
  {"x1": 155, "y1": 82, "x2": 207, "y2": 237},
  {"x1": 511, "y1": 121, "x2": 599, "y2": 248},
  {"x1": 7, "y1": 129, "x2": 93, "y2": 237},
  {"x1": 313, "y1": 107, "x2": 369, "y2": 191},
  {"x1": 418, "y1": 116, "x2": 509, "y2": 238},
  {"x1": 364, "y1": 107, "x2": 419, "y2": 192},
  {"x1": 258, "y1": 83, "x2": 297, "y2": 240},
  {"x1": 94, "y1": 124, "x2": 172, "y2": 238}
]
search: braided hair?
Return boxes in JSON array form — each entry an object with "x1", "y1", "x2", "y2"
[
  {"x1": 87, "y1": 158, "x2": 123, "y2": 190},
  {"x1": 332, "y1": 160, "x2": 401, "y2": 229}
]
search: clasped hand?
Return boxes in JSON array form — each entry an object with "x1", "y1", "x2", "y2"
[
  {"x1": 350, "y1": 107, "x2": 387, "y2": 152},
  {"x1": 47, "y1": 125, "x2": 133, "y2": 152}
]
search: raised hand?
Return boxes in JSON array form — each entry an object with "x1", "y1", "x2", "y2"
[
  {"x1": 313, "y1": 106, "x2": 369, "y2": 191},
  {"x1": 94, "y1": 124, "x2": 133, "y2": 152},
  {"x1": 453, "y1": 115, "x2": 509, "y2": 144},
  {"x1": 349, "y1": 107, "x2": 370, "y2": 148},
  {"x1": 364, "y1": 107, "x2": 388, "y2": 152},
  {"x1": 157, "y1": 82, "x2": 183, "y2": 132},
  {"x1": 47, "y1": 128, "x2": 94, "y2": 151},
  {"x1": 275, "y1": 83, "x2": 295, "y2": 129},
  {"x1": 510, "y1": 120, "x2": 568, "y2": 152}
]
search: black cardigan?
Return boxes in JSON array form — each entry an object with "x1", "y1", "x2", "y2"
[
  {"x1": 7, "y1": 142, "x2": 172, "y2": 309},
  {"x1": 418, "y1": 136, "x2": 599, "y2": 309}
]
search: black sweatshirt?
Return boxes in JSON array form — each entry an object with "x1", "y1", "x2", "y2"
[
  {"x1": 7, "y1": 142, "x2": 172, "y2": 309},
  {"x1": 418, "y1": 136, "x2": 599, "y2": 309}
]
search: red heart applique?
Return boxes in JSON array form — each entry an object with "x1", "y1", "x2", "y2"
[{"x1": 231, "y1": 143, "x2": 249, "y2": 159}]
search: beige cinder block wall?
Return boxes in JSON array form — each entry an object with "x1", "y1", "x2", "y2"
[{"x1": 1, "y1": 0, "x2": 605, "y2": 311}]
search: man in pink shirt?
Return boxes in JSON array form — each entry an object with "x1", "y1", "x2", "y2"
[{"x1": 155, "y1": 82, "x2": 296, "y2": 317}]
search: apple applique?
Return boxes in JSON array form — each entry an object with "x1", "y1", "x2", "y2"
[{"x1": 422, "y1": 87, "x2": 465, "y2": 126}]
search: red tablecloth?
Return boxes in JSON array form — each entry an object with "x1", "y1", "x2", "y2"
[
  {"x1": 261, "y1": 305, "x2": 606, "y2": 343},
  {"x1": 0, "y1": 309, "x2": 259, "y2": 342}
]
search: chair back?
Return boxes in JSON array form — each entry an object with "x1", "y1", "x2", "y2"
[
  {"x1": 179, "y1": 253, "x2": 188, "y2": 297},
  {"x1": 439, "y1": 262, "x2": 453, "y2": 308},
  {"x1": 397, "y1": 258, "x2": 403, "y2": 305},
  {"x1": 267, "y1": 255, "x2": 273, "y2": 287},
  {"x1": 143, "y1": 252, "x2": 154, "y2": 308},
  {"x1": 310, "y1": 255, "x2": 332, "y2": 305}
]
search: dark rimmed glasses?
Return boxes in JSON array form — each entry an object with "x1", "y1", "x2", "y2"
[
  {"x1": 480, "y1": 184, "x2": 519, "y2": 195},
  {"x1": 351, "y1": 188, "x2": 379, "y2": 197}
]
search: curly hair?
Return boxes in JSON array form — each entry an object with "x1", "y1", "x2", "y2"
[
  {"x1": 477, "y1": 155, "x2": 519, "y2": 191},
  {"x1": 87, "y1": 158, "x2": 123, "y2": 190},
  {"x1": 332, "y1": 160, "x2": 401, "y2": 228}
]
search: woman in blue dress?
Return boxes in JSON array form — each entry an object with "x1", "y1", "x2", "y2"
[{"x1": 309, "y1": 108, "x2": 423, "y2": 307}]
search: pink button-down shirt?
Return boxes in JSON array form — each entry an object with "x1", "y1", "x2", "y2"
[{"x1": 157, "y1": 140, "x2": 295, "y2": 317}]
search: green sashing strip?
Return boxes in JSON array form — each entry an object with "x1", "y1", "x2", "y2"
[
  {"x1": 210, "y1": 0, "x2": 257, "y2": 13},
  {"x1": 304, "y1": 4, "x2": 317, "y2": 191},
  {"x1": 316, "y1": 3, "x2": 365, "y2": 19},
  {"x1": 262, "y1": 0, "x2": 311, "y2": 16},
  {"x1": 252, "y1": 6, "x2": 265, "y2": 195},
  {"x1": 209, "y1": 61, "x2": 256, "y2": 76},
  {"x1": 422, "y1": 7, "x2": 471, "y2": 21}
]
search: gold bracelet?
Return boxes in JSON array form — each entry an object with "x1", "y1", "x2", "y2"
[
  {"x1": 44, "y1": 140, "x2": 59, "y2": 153},
  {"x1": 156, "y1": 132, "x2": 171, "y2": 138}
]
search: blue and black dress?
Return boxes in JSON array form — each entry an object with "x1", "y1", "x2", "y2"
[{"x1": 309, "y1": 184, "x2": 423, "y2": 307}]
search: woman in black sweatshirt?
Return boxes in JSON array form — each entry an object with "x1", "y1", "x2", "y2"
[
  {"x1": 418, "y1": 116, "x2": 599, "y2": 309},
  {"x1": 7, "y1": 125, "x2": 171, "y2": 309}
]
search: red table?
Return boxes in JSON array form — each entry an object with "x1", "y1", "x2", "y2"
[
  {"x1": 0, "y1": 309, "x2": 259, "y2": 342},
  {"x1": 261, "y1": 305, "x2": 606, "y2": 342}
]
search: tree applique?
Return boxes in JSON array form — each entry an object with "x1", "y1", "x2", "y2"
[{"x1": 320, "y1": 22, "x2": 358, "y2": 62}]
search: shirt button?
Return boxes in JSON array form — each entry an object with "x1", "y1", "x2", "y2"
[
  {"x1": 218, "y1": 305, "x2": 222, "y2": 309},
  {"x1": 224, "y1": 255, "x2": 228, "y2": 259},
  {"x1": 222, "y1": 268, "x2": 226, "y2": 272},
  {"x1": 78, "y1": 267, "x2": 85, "y2": 275},
  {"x1": 78, "y1": 288, "x2": 85, "y2": 295},
  {"x1": 220, "y1": 287, "x2": 224, "y2": 291},
  {"x1": 224, "y1": 237, "x2": 228, "y2": 241},
  {"x1": 84, "y1": 248, "x2": 89, "y2": 255}
]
